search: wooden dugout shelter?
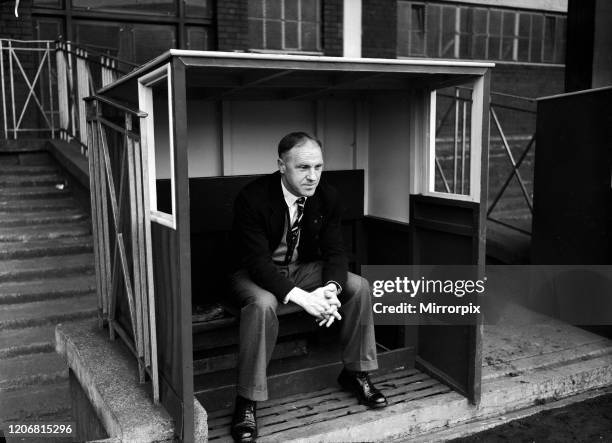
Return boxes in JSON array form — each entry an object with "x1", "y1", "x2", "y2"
[{"x1": 88, "y1": 51, "x2": 492, "y2": 441}]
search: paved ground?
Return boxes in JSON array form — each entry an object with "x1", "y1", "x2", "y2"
[{"x1": 451, "y1": 393, "x2": 612, "y2": 443}]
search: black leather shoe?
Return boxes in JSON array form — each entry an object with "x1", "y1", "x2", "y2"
[
  {"x1": 231, "y1": 396, "x2": 257, "y2": 442},
  {"x1": 338, "y1": 369, "x2": 388, "y2": 409}
]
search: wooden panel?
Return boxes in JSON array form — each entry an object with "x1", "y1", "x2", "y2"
[
  {"x1": 156, "y1": 169, "x2": 364, "y2": 232},
  {"x1": 532, "y1": 88, "x2": 612, "y2": 264},
  {"x1": 196, "y1": 347, "x2": 415, "y2": 412},
  {"x1": 409, "y1": 194, "x2": 482, "y2": 403},
  {"x1": 151, "y1": 222, "x2": 185, "y2": 432}
]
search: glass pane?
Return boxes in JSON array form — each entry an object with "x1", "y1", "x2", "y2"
[
  {"x1": 133, "y1": 24, "x2": 176, "y2": 64},
  {"x1": 518, "y1": 38, "x2": 530, "y2": 62},
  {"x1": 185, "y1": 0, "x2": 212, "y2": 18},
  {"x1": 434, "y1": 87, "x2": 472, "y2": 195},
  {"x1": 72, "y1": 0, "x2": 177, "y2": 17},
  {"x1": 460, "y1": 7, "x2": 471, "y2": 33},
  {"x1": 459, "y1": 34, "x2": 471, "y2": 59},
  {"x1": 152, "y1": 77, "x2": 173, "y2": 214},
  {"x1": 265, "y1": 0, "x2": 282, "y2": 19},
  {"x1": 265, "y1": 20, "x2": 282, "y2": 49},
  {"x1": 502, "y1": 11, "x2": 515, "y2": 36},
  {"x1": 285, "y1": 0, "x2": 298, "y2": 21},
  {"x1": 473, "y1": 8, "x2": 487, "y2": 34},
  {"x1": 518, "y1": 13, "x2": 531, "y2": 38},
  {"x1": 441, "y1": 6, "x2": 456, "y2": 58},
  {"x1": 555, "y1": 17, "x2": 566, "y2": 63},
  {"x1": 301, "y1": 21, "x2": 318, "y2": 51},
  {"x1": 284, "y1": 21, "x2": 298, "y2": 49},
  {"x1": 426, "y1": 4, "x2": 441, "y2": 57},
  {"x1": 530, "y1": 15, "x2": 543, "y2": 62},
  {"x1": 301, "y1": 0, "x2": 318, "y2": 22},
  {"x1": 543, "y1": 16, "x2": 556, "y2": 62},
  {"x1": 73, "y1": 21, "x2": 123, "y2": 56},
  {"x1": 249, "y1": 19, "x2": 264, "y2": 48},
  {"x1": 472, "y1": 35, "x2": 487, "y2": 59},
  {"x1": 248, "y1": 0, "x2": 263, "y2": 18},
  {"x1": 187, "y1": 26, "x2": 212, "y2": 50},
  {"x1": 410, "y1": 5, "x2": 425, "y2": 55},
  {"x1": 33, "y1": 0, "x2": 62, "y2": 8},
  {"x1": 35, "y1": 19, "x2": 63, "y2": 40},
  {"x1": 397, "y1": 1, "x2": 410, "y2": 56}
]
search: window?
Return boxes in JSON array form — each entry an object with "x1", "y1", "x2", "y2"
[
  {"x1": 397, "y1": 1, "x2": 566, "y2": 65},
  {"x1": 33, "y1": 0, "x2": 214, "y2": 66},
  {"x1": 248, "y1": 0, "x2": 321, "y2": 52}
]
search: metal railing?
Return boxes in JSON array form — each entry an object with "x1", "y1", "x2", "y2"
[
  {"x1": 86, "y1": 95, "x2": 159, "y2": 403},
  {"x1": 0, "y1": 39, "x2": 136, "y2": 152},
  {"x1": 435, "y1": 87, "x2": 537, "y2": 235}
]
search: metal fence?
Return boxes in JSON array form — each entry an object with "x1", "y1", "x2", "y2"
[
  {"x1": 435, "y1": 87, "x2": 537, "y2": 235},
  {"x1": 0, "y1": 39, "x2": 137, "y2": 152}
]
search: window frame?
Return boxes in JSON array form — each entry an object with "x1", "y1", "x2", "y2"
[
  {"x1": 397, "y1": 0, "x2": 566, "y2": 66},
  {"x1": 138, "y1": 63, "x2": 177, "y2": 230},
  {"x1": 32, "y1": 0, "x2": 214, "y2": 55},
  {"x1": 247, "y1": 0, "x2": 323, "y2": 53}
]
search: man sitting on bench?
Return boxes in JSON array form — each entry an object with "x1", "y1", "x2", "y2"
[{"x1": 229, "y1": 131, "x2": 387, "y2": 442}]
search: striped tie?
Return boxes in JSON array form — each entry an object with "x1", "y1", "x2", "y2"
[{"x1": 284, "y1": 197, "x2": 306, "y2": 264}]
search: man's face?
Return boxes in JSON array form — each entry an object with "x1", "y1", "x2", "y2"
[{"x1": 278, "y1": 140, "x2": 324, "y2": 197}]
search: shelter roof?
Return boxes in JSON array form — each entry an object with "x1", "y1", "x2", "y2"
[{"x1": 99, "y1": 50, "x2": 494, "y2": 105}]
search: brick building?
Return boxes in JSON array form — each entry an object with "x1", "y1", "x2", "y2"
[{"x1": 1, "y1": 0, "x2": 566, "y2": 99}]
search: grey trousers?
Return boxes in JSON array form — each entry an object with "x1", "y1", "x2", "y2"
[{"x1": 229, "y1": 261, "x2": 378, "y2": 401}]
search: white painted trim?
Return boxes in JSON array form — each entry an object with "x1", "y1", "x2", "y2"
[
  {"x1": 409, "y1": 90, "x2": 426, "y2": 197},
  {"x1": 437, "y1": 0, "x2": 567, "y2": 13},
  {"x1": 98, "y1": 50, "x2": 495, "y2": 94},
  {"x1": 426, "y1": 190, "x2": 478, "y2": 203},
  {"x1": 470, "y1": 76, "x2": 485, "y2": 203},
  {"x1": 343, "y1": 0, "x2": 362, "y2": 58},
  {"x1": 421, "y1": 76, "x2": 484, "y2": 203},
  {"x1": 427, "y1": 90, "x2": 437, "y2": 193},
  {"x1": 137, "y1": 63, "x2": 177, "y2": 230}
]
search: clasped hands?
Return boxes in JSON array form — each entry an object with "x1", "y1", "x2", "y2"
[{"x1": 290, "y1": 283, "x2": 341, "y2": 327}]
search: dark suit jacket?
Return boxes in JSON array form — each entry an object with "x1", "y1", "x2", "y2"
[{"x1": 232, "y1": 171, "x2": 348, "y2": 301}]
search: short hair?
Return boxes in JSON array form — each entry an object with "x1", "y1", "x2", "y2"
[{"x1": 278, "y1": 132, "x2": 322, "y2": 158}]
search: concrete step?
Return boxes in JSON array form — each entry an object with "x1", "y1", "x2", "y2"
[
  {"x1": 0, "y1": 294, "x2": 97, "y2": 330},
  {"x1": 0, "y1": 352, "x2": 67, "y2": 392},
  {"x1": 0, "y1": 185, "x2": 71, "y2": 201},
  {"x1": 0, "y1": 223, "x2": 91, "y2": 243},
  {"x1": 0, "y1": 236, "x2": 93, "y2": 260},
  {"x1": 0, "y1": 380, "x2": 71, "y2": 424},
  {"x1": 0, "y1": 173, "x2": 64, "y2": 186},
  {"x1": 0, "y1": 275, "x2": 96, "y2": 305},
  {"x1": 0, "y1": 325, "x2": 56, "y2": 359},
  {"x1": 0, "y1": 165, "x2": 58, "y2": 175},
  {"x1": 0, "y1": 197, "x2": 80, "y2": 212},
  {"x1": 0, "y1": 139, "x2": 49, "y2": 153},
  {"x1": 0, "y1": 209, "x2": 87, "y2": 228},
  {"x1": 0, "y1": 253, "x2": 94, "y2": 283}
]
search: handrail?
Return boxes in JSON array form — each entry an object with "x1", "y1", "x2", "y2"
[
  {"x1": 85, "y1": 94, "x2": 148, "y2": 118},
  {"x1": 59, "y1": 40, "x2": 140, "y2": 69}
]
